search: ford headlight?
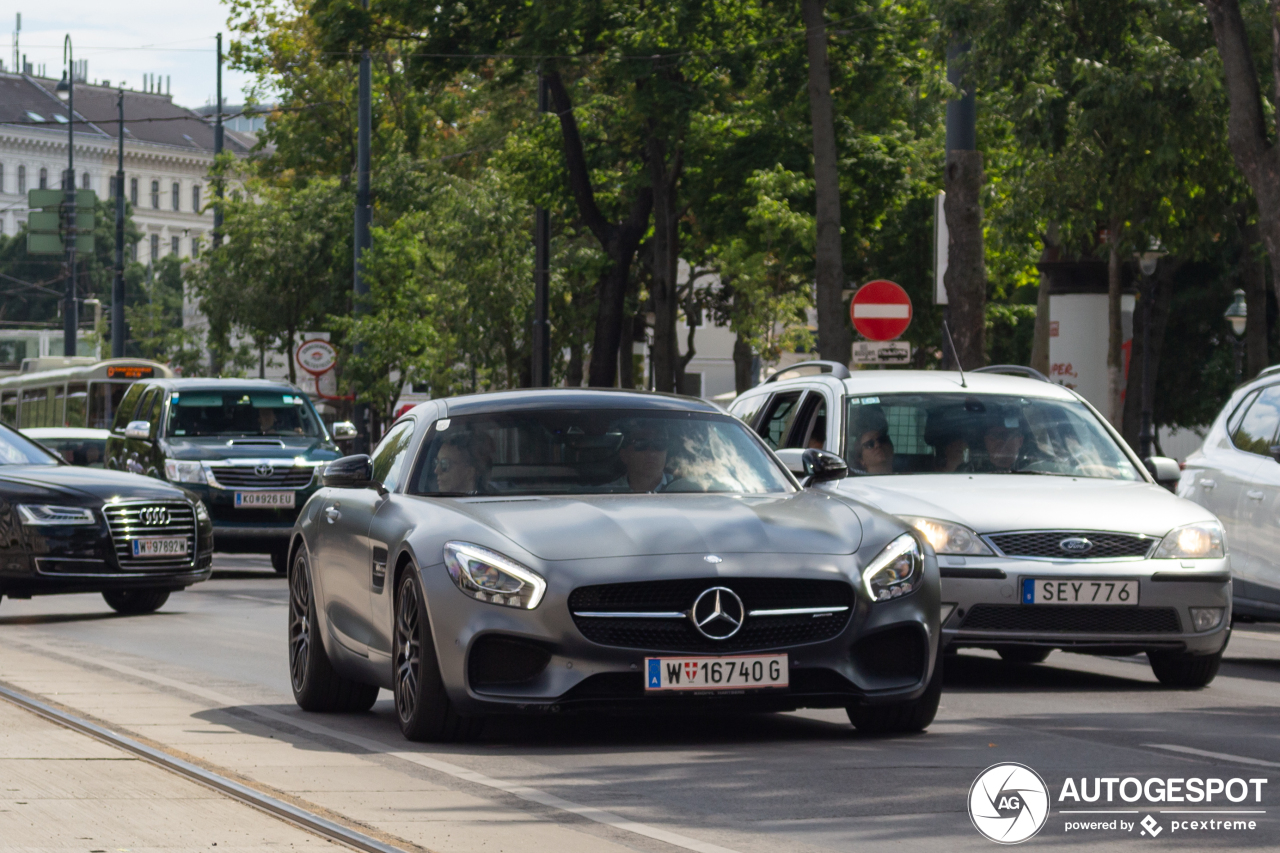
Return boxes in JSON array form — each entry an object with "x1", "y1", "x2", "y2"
[
  {"x1": 862, "y1": 533, "x2": 923, "y2": 601},
  {"x1": 17, "y1": 504, "x2": 96, "y2": 526},
  {"x1": 164, "y1": 460, "x2": 207, "y2": 484},
  {"x1": 899, "y1": 516, "x2": 992, "y2": 555},
  {"x1": 443, "y1": 541, "x2": 546, "y2": 609},
  {"x1": 1153, "y1": 521, "x2": 1225, "y2": 559}
]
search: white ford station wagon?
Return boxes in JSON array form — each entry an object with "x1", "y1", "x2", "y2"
[{"x1": 728, "y1": 362, "x2": 1231, "y2": 688}]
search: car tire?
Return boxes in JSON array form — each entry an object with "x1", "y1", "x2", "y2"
[
  {"x1": 998, "y1": 647, "x2": 1052, "y2": 665},
  {"x1": 1148, "y1": 649, "x2": 1223, "y2": 689},
  {"x1": 393, "y1": 568, "x2": 481, "y2": 742},
  {"x1": 847, "y1": 650, "x2": 943, "y2": 735},
  {"x1": 270, "y1": 548, "x2": 289, "y2": 575},
  {"x1": 289, "y1": 546, "x2": 379, "y2": 713},
  {"x1": 102, "y1": 589, "x2": 170, "y2": 614}
]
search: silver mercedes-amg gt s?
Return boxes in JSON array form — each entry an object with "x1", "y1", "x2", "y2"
[{"x1": 287, "y1": 390, "x2": 941, "y2": 741}]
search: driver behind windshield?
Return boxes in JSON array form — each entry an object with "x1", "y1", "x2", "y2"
[
  {"x1": 608, "y1": 421, "x2": 675, "y2": 493},
  {"x1": 970, "y1": 411, "x2": 1029, "y2": 473}
]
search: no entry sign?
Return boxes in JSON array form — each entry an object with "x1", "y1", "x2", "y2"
[{"x1": 850, "y1": 279, "x2": 912, "y2": 341}]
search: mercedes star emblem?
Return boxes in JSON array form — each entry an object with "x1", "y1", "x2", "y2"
[
  {"x1": 254, "y1": 463, "x2": 275, "y2": 478},
  {"x1": 690, "y1": 586, "x2": 745, "y2": 640},
  {"x1": 139, "y1": 506, "x2": 171, "y2": 526}
]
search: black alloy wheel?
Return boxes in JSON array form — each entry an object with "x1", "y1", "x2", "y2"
[
  {"x1": 847, "y1": 650, "x2": 943, "y2": 735},
  {"x1": 998, "y1": 647, "x2": 1052, "y2": 665},
  {"x1": 289, "y1": 545, "x2": 378, "y2": 712},
  {"x1": 393, "y1": 569, "x2": 480, "y2": 742},
  {"x1": 102, "y1": 589, "x2": 170, "y2": 614}
]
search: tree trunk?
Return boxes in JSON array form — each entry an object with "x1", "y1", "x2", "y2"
[
  {"x1": 1121, "y1": 262, "x2": 1178, "y2": 451},
  {"x1": 1029, "y1": 224, "x2": 1059, "y2": 376},
  {"x1": 1106, "y1": 224, "x2": 1124, "y2": 427},
  {"x1": 942, "y1": 150, "x2": 986, "y2": 368},
  {"x1": 802, "y1": 0, "x2": 849, "y2": 366},
  {"x1": 567, "y1": 342, "x2": 584, "y2": 387},
  {"x1": 1241, "y1": 224, "x2": 1269, "y2": 380},
  {"x1": 618, "y1": 321, "x2": 635, "y2": 389},
  {"x1": 734, "y1": 334, "x2": 755, "y2": 393},
  {"x1": 647, "y1": 136, "x2": 683, "y2": 393}
]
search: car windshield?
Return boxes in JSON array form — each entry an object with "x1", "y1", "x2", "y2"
[
  {"x1": 844, "y1": 392, "x2": 1141, "y2": 481},
  {"x1": 0, "y1": 426, "x2": 59, "y2": 466},
  {"x1": 411, "y1": 408, "x2": 795, "y2": 496},
  {"x1": 30, "y1": 436, "x2": 106, "y2": 467},
  {"x1": 165, "y1": 390, "x2": 323, "y2": 438}
]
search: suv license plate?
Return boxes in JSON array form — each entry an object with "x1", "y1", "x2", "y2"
[
  {"x1": 645, "y1": 654, "x2": 789, "y2": 692},
  {"x1": 235, "y1": 491, "x2": 295, "y2": 509},
  {"x1": 1022, "y1": 578, "x2": 1139, "y2": 606},
  {"x1": 132, "y1": 537, "x2": 188, "y2": 557}
]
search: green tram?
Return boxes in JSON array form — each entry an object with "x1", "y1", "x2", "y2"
[{"x1": 0, "y1": 359, "x2": 175, "y2": 430}]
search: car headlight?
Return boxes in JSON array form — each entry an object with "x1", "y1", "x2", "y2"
[
  {"x1": 443, "y1": 541, "x2": 547, "y2": 609},
  {"x1": 1153, "y1": 521, "x2": 1225, "y2": 559},
  {"x1": 862, "y1": 533, "x2": 923, "y2": 601},
  {"x1": 194, "y1": 499, "x2": 211, "y2": 524},
  {"x1": 17, "y1": 504, "x2": 96, "y2": 526},
  {"x1": 899, "y1": 516, "x2": 992, "y2": 555},
  {"x1": 164, "y1": 460, "x2": 207, "y2": 484}
]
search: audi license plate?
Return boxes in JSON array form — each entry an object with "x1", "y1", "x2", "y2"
[
  {"x1": 235, "y1": 491, "x2": 295, "y2": 509},
  {"x1": 1022, "y1": 578, "x2": 1139, "y2": 605},
  {"x1": 131, "y1": 537, "x2": 188, "y2": 557},
  {"x1": 645, "y1": 654, "x2": 789, "y2": 692}
]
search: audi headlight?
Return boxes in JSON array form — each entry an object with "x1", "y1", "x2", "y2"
[
  {"x1": 17, "y1": 504, "x2": 96, "y2": 526},
  {"x1": 862, "y1": 533, "x2": 923, "y2": 601},
  {"x1": 1153, "y1": 521, "x2": 1225, "y2": 559},
  {"x1": 194, "y1": 499, "x2": 211, "y2": 524},
  {"x1": 164, "y1": 460, "x2": 207, "y2": 484},
  {"x1": 899, "y1": 516, "x2": 992, "y2": 555},
  {"x1": 443, "y1": 541, "x2": 546, "y2": 609}
]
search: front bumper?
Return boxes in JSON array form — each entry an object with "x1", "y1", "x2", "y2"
[
  {"x1": 939, "y1": 556, "x2": 1231, "y2": 656},
  {"x1": 416, "y1": 551, "x2": 942, "y2": 716},
  {"x1": 182, "y1": 480, "x2": 320, "y2": 553}
]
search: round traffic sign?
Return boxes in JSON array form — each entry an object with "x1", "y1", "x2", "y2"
[
  {"x1": 850, "y1": 279, "x2": 912, "y2": 341},
  {"x1": 295, "y1": 339, "x2": 337, "y2": 376}
]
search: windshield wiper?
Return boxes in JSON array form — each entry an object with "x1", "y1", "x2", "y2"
[{"x1": 1009, "y1": 470, "x2": 1074, "y2": 477}]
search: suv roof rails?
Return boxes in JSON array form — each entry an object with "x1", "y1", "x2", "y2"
[
  {"x1": 970, "y1": 365, "x2": 1051, "y2": 382},
  {"x1": 1256, "y1": 365, "x2": 1280, "y2": 380},
  {"x1": 762, "y1": 360, "x2": 853, "y2": 384}
]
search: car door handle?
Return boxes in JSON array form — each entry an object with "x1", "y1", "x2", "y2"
[
  {"x1": 1247, "y1": 490, "x2": 1265, "y2": 501},
  {"x1": 1200, "y1": 479, "x2": 1216, "y2": 489},
  {"x1": 324, "y1": 507, "x2": 341, "y2": 523}
]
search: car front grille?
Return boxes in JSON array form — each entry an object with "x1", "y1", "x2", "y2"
[
  {"x1": 960, "y1": 604, "x2": 1182, "y2": 634},
  {"x1": 987, "y1": 531, "x2": 1156, "y2": 560},
  {"x1": 569, "y1": 577, "x2": 854, "y2": 653},
  {"x1": 103, "y1": 501, "x2": 198, "y2": 572},
  {"x1": 208, "y1": 465, "x2": 315, "y2": 489}
]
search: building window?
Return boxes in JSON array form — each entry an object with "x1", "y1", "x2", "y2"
[
  {"x1": 150, "y1": 180, "x2": 159, "y2": 209},
  {"x1": 39, "y1": 167, "x2": 47, "y2": 190},
  {"x1": 17, "y1": 166, "x2": 25, "y2": 194},
  {"x1": 81, "y1": 172, "x2": 90, "y2": 190},
  {"x1": 191, "y1": 236, "x2": 200, "y2": 258},
  {"x1": 150, "y1": 234, "x2": 159, "y2": 261},
  {"x1": 191, "y1": 184, "x2": 201, "y2": 212},
  {"x1": 171, "y1": 236, "x2": 179, "y2": 255},
  {"x1": 129, "y1": 241, "x2": 137, "y2": 262},
  {"x1": 130, "y1": 177, "x2": 138, "y2": 205},
  {"x1": 171, "y1": 182, "x2": 179, "y2": 211}
]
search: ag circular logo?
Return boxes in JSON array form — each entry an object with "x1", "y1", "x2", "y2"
[{"x1": 968, "y1": 763, "x2": 1050, "y2": 844}]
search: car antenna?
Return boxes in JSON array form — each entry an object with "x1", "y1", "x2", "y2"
[{"x1": 942, "y1": 321, "x2": 967, "y2": 388}]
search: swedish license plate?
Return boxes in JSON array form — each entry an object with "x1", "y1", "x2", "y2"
[
  {"x1": 645, "y1": 654, "x2": 789, "y2": 692},
  {"x1": 131, "y1": 537, "x2": 188, "y2": 557},
  {"x1": 235, "y1": 491, "x2": 295, "y2": 509},
  {"x1": 1022, "y1": 578, "x2": 1139, "y2": 605}
]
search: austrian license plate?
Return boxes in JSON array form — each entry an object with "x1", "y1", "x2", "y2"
[
  {"x1": 645, "y1": 654, "x2": 789, "y2": 692},
  {"x1": 1022, "y1": 578, "x2": 1139, "y2": 605},
  {"x1": 235, "y1": 491, "x2": 295, "y2": 509},
  {"x1": 131, "y1": 537, "x2": 188, "y2": 557}
]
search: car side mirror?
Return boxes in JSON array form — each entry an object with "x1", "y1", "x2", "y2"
[
  {"x1": 323, "y1": 454, "x2": 376, "y2": 489},
  {"x1": 331, "y1": 421, "x2": 357, "y2": 441},
  {"x1": 774, "y1": 448, "x2": 808, "y2": 478},
  {"x1": 802, "y1": 448, "x2": 849, "y2": 484},
  {"x1": 124, "y1": 420, "x2": 151, "y2": 441},
  {"x1": 1270, "y1": 445, "x2": 1280, "y2": 465},
  {"x1": 1144, "y1": 456, "x2": 1181, "y2": 486}
]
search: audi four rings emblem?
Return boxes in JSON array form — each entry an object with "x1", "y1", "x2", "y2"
[
  {"x1": 690, "y1": 586, "x2": 745, "y2": 640},
  {"x1": 254, "y1": 463, "x2": 275, "y2": 478},
  {"x1": 138, "y1": 506, "x2": 171, "y2": 526}
]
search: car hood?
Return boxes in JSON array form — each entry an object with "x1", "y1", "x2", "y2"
[
  {"x1": 0, "y1": 465, "x2": 188, "y2": 503},
  {"x1": 162, "y1": 436, "x2": 338, "y2": 462},
  {"x1": 834, "y1": 474, "x2": 1214, "y2": 537},
  {"x1": 435, "y1": 489, "x2": 864, "y2": 560}
]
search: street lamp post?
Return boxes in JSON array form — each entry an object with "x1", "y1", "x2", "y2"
[
  {"x1": 1225, "y1": 288, "x2": 1248, "y2": 387},
  {"x1": 112, "y1": 88, "x2": 125, "y2": 359},
  {"x1": 54, "y1": 36, "x2": 76, "y2": 358},
  {"x1": 1136, "y1": 249, "x2": 1164, "y2": 460}
]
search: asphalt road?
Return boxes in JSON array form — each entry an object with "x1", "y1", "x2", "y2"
[{"x1": 2, "y1": 554, "x2": 1280, "y2": 852}]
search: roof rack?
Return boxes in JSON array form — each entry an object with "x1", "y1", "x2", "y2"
[
  {"x1": 1255, "y1": 365, "x2": 1280, "y2": 380},
  {"x1": 970, "y1": 365, "x2": 1051, "y2": 382},
  {"x1": 763, "y1": 360, "x2": 853, "y2": 384}
]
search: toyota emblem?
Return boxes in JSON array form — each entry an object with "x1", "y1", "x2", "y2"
[
  {"x1": 690, "y1": 586, "x2": 745, "y2": 640},
  {"x1": 1058, "y1": 537, "x2": 1094, "y2": 555},
  {"x1": 139, "y1": 506, "x2": 171, "y2": 526},
  {"x1": 254, "y1": 463, "x2": 275, "y2": 478}
]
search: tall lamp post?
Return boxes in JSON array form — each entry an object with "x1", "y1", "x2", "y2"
[
  {"x1": 1136, "y1": 248, "x2": 1164, "y2": 459},
  {"x1": 54, "y1": 36, "x2": 76, "y2": 358},
  {"x1": 1225, "y1": 288, "x2": 1248, "y2": 387}
]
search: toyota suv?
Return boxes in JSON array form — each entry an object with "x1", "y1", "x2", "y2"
[{"x1": 105, "y1": 379, "x2": 349, "y2": 572}]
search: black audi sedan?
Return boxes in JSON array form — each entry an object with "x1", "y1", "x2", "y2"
[{"x1": 0, "y1": 423, "x2": 213, "y2": 614}]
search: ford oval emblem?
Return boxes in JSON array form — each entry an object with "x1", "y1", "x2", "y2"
[
  {"x1": 703, "y1": 555, "x2": 723, "y2": 564},
  {"x1": 1059, "y1": 537, "x2": 1093, "y2": 554}
]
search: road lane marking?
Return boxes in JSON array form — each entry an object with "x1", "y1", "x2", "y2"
[
  {"x1": 9, "y1": 637, "x2": 745, "y2": 853},
  {"x1": 1145, "y1": 743, "x2": 1280, "y2": 768}
]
